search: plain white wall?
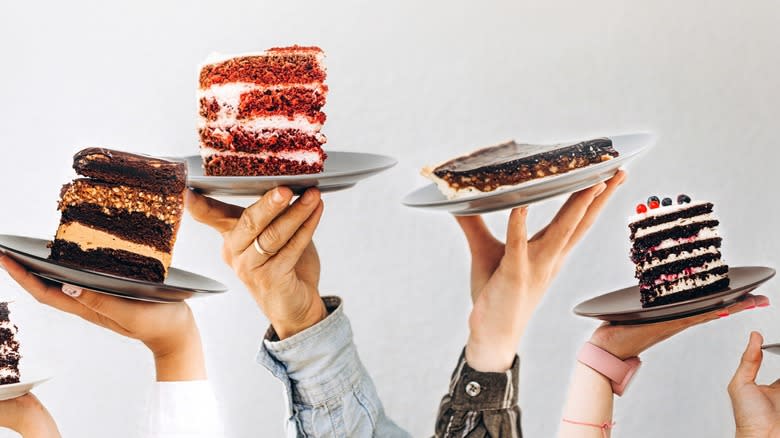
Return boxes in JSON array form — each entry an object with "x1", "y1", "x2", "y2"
[{"x1": 1, "y1": 0, "x2": 779, "y2": 436}]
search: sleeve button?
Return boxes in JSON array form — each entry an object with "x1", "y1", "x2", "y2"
[{"x1": 465, "y1": 381, "x2": 481, "y2": 397}]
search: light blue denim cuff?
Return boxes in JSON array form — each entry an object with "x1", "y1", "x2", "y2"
[{"x1": 256, "y1": 296, "x2": 362, "y2": 412}]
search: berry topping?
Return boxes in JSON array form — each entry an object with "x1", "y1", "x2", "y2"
[
  {"x1": 649, "y1": 200, "x2": 660, "y2": 209},
  {"x1": 677, "y1": 194, "x2": 691, "y2": 204},
  {"x1": 647, "y1": 196, "x2": 660, "y2": 205},
  {"x1": 636, "y1": 203, "x2": 648, "y2": 214},
  {"x1": 662, "y1": 197, "x2": 672, "y2": 206}
]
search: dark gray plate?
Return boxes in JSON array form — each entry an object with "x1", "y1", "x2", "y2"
[
  {"x1": 574, "y1": 266, "x2": 776, "y2": 325},
  {"x1": 0, "y1": 235, "x2": 227, "y2": 303},
  {"x1": 185, "y1": 151, "x2": 397, "y2": 197},
  {"x1": 762, "y1": 344, "x2": 780, "y2": 355},
  {"x1": 402, "y1": 132, "x2": 655, "y2": 215}
]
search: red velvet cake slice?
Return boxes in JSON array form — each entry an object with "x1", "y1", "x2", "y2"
[{"x1": 198, "y1": 46, "x2": 328, "y2": 176}]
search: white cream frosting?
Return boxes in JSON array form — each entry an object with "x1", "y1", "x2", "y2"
[
  {"x1": 199, "y1": 115, "x2": 323, "y2": 134},
  {"x1": 648, "y1": 228, "x2": 720, "y2": 251},
  {"x1": 200, "y1": 147, "x2": 323, "y2": 165},
  {"x1": 198, "y1": 82, "x2": 326, "y2": 122},
  {"x1": 655, "y1": 271, "x2": 727, "y2": 296},
  {"x1": 634, "y1": 213, "x2": 716, "y2": 239},
  {"x1": 0, "y1": 368, "x2": 19, "y2": 378},
  {"x1": 628, "y1": 200, "x2": 710, "y2": 223},
  {"x1": 640, "y1": 245, "x2": 720, "y2": 271}
]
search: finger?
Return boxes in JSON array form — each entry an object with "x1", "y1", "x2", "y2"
[
  {"x1": 732, "y1": 331, "x2": 764, "y2": 387},
  {"x1": 0, "y1": 254, "x2": 92, "y2": 317},
  {"x1": 683, "y1": 294, "x2": 768, "y2": 326},
  {"x1": 562, "y1": 170, "x2": 627, "y2": 253},
  {"x1": 270, "y1": 200, "x2": 324, "y2": 271},
  {"x1": 537, "y1": 183, "x2": 605, "y2": 261},
  {"x1": 184, "y1": 190, "x2": 245, "y2": 234},
  {"x1": 248, "y1": 188, "x2": 322, "y2": 261},
  {"x1": 503, "y1": 206, "x2": 529, "y2": 264},
  {"x1": 455, "y1": 215, "x2": 498, "y2": 254},
  {"x1": 226, "y1": 187, "x2": 295, "y2": 254},
  {"x1": 64, "y1": 287, "x2": 137, "y2": 334}
]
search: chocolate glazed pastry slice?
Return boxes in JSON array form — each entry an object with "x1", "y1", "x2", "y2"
[{"x1": 73, "y1": 148, "x2": 187, "y2": 195}]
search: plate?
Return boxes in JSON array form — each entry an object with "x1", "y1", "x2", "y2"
[
  {"x1": 402, "y1": 132, "x2": 655, "y2": 215},
  {"x1": 0, "y1": 235, "x2": 228, "y2": 303},
  {"x1": 185, "y1": 151, "x2": 397, "y2": 197},
  {"x1": 0, "y1": 376, "x2": 50, "y2": 401},
  {"x1": 762, "y1": 344, "x2": 780, "y2": 355},
  {"x1": 573, "y1": 266, "x2": 775, "y2": 324}
]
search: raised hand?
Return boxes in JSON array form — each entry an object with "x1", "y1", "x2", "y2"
[
  {"x1": 729, "y1": 331, "x2": 780, "y2": 438},
  {"x1": 186, "y1": 187, "x2": 325, "y2": 339},
  {"x1": 458, "y1": 170, "x2": 627, "y2": 371},
  {"x1": 0, "y1": 254, "x2": 205, "y2": 381}
]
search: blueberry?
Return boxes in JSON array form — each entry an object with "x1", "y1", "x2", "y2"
[
  {"x1": 647, "y1": 196, "x2": 660, "y2": 205},
  {"x1": 677, "y1": 194, "x2": 691, "y2": 204},
  {"x1": 662, "y1": 197, "x2": 672, "y2": 206}
]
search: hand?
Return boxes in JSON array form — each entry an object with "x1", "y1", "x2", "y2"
[
  {"x1": 458, "y1": 171, "x2": 627, "y2": 372},
  {"x1": 0, "y1": 254, "x2": 205, "y2": 381},
  {"x1": 186, "y1": 187, "x2": 325, "y2": 340},
  {"x1": 729, "y1": 331, "x2": 780, "y2": 438},
  {"x1": 589, "y1": 294, "x2": 770, "y2": 359},
  {"x1": 0, "y1": 393, "x2": 61, "y2": 437}
]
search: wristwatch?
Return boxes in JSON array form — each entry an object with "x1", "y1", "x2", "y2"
[{"x1": 577, "y1": 342, "x2": 641, "y2": 396}]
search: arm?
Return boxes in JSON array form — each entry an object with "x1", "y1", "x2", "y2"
[
  {"x1": 187, "y1": 187, "x2": 410, "y2": 437},
  {"x1": 728, "y1": 331, "x2": 780, "y2": 438},
  {"x1": 559, "y1": 295, "x2": 769, "y2": 438},
  {"x1": 0, "y1": 393, "x2": 61, "y2": 438},
  {"x1": 435, "y1": 171, "x2": 626, "y2": 437},
  {"x1": 0, "y1": 255, "x2": 224, "y2": 438}
]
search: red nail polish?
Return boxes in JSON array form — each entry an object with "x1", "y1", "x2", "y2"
[
  {"x1": 758, "y1": 303, "x2": 770, "y2": 308},
  {"x1": 745, "y1": 305, "x2": 757, "y2": 310},
  {"x1": 718, "y1": 312, "x2": 730, "y2": 318}
]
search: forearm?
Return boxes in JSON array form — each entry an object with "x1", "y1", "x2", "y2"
[
  {"x1": 9, "y1": 397, "x2": 61, "y2": 438},
  {"x1": 151, "y1": 327, "x2": 207, "y2": 382},
  {"x1": 558, "y1": 362, "x2": 614, "y2": 438}
]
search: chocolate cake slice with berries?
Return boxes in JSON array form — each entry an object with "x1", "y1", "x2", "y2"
[
  {"x1": 422, "y1": 137, "x2": 618, "y2": 199},
  {"x1": 629, "y1": 194, "x2": 729, "y2": 307}
]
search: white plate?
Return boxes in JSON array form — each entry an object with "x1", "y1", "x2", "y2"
[
  {"x1": 185, "y1": 151, "x2": 397, "y2": 197},
  {"x1": 0, "y1": 376, "x2": 50, "y2": 401},
  {"x1": 402, "y1": 133, "x2": 655, "y2": 215}
]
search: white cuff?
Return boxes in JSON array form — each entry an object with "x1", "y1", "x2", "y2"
[{"x1": 142, "y1": 380, "x2": 224, "y2": 438}]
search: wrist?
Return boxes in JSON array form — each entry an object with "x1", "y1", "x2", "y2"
[
  {"x1": 151, "y1": 327, "x2": 207, "y2": 382},
  {"x1": 465, "y1": 335, "x2": 517, "y2": 372},
  {"x1": 272, "y1": 298, "x2": 328, "y2": 340},
  {"x1": 588, "y1": 333, "x2": 634, "y2": 361},
  {"x1": 11, "y1": 395, "x2": 60, "y2": 436}
]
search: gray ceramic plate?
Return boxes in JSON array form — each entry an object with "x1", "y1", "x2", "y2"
[
  {"x1": 185, "y1": 151, "x2": 397, "y2": 197},
  {"x1": 0, "y1": 235, "x2": 228, "y2": 303},
  {"x1": 402, "y1": 132, "x2": 655, "y2": 215},
  {"x1": 574, "y1": 266, "x2": 776, "y2": 325},
  {"x1": 762, "y1": 344, "x2": 780, "y2": 355}
]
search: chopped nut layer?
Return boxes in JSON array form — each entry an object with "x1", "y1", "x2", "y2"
[{"x1": 59, "y1": 180, "x2": 183, "y2": 225}]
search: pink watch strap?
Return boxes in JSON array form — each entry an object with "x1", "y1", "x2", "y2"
[{"x1": 577, "y1": 342, "x2": 641, "y2": 396}]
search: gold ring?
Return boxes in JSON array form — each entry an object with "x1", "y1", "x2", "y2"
[{"x1": 253, "y1": 236, "x2": 278, "y2": 256}]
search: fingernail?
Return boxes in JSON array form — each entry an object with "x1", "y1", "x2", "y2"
[
  {"x1": 301, "y1": 189, "x2": 317, "y2": 205},
  {"x1": 595, "y1": 183, "x2": 607, "y2": 196},
  {"x1": 62, "y1": 284, "x2": 82, "y2": 297},
  {"x1": 758, "y1": 302, "x2": 771, "y2": 308},
  {"x1": 272, "y1": 189, "x2": 285, "y2": 204},
  {"x1": 718, "y1": 311, "x2": 730, "y2": 318},
  {"x1": 745, "y1": 305, "x2": 757, "y2": 310}
]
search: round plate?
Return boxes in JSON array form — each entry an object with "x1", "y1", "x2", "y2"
[
  {"x1": 185, "y1": 151, "x2": 397, "y2": 197},
  {"x1": 762, "y1": 344, "x2": 780, "y2": 355},
  {"x1": 402, "y1": 132, "x2": 655, "y2": 215},
  {"x1": 0, "y1": 235, "x2": 228, "y2": 303},
  {"x1": 0, "y1": 376, "x2": 50, "y2": 401},
  {"x1": 573, "y1": 266, "x2": 776, "y2": 324}
]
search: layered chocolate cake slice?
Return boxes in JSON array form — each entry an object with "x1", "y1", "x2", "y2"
[
  {"x1": 0, "y1": 302, "x2": 21, "y2": 385},
  {"x1": 198, "y1": 46, "x2": 328, "y2": 176},
  {"x1": 423, "y1": 138, "x2": 619, "y2": 199},
  {"x1": 49, "y1": 148, "x2": 187, "y2": 282},
  {"x1": 630, "y1": 194, "x2": 729, "y2": 307}
]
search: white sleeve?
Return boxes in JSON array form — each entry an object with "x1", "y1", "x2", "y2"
[{"x1": 141, "y1": 380, "x2": 225, "y2": 438}]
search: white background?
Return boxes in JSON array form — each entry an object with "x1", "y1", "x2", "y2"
[{"x1": 1, "y1": 1, "x2": 779, "y2": 437}]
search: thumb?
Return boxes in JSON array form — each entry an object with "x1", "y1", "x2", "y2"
[
  {"x1": 185, "y1": 190, "x2": 243, "y2": 233},
  {"x1": 732, "y1": 331, "x2": 764, "y2": 387}
]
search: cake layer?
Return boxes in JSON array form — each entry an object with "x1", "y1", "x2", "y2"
[
  {"x1": 199, "y1": 86, "x2": 326, "y2": 122},
  {"x1": 198, "y1": 127, "x2": 326, "y2": 153},
  {"x1": 73, "y1": 148, "x2": 187, "y2": 195},
  {"x1": 50, "y1": 240, "x2": 166, "y2": 282},
  {"x1": 0, "y1": 303, "x2": 20, "y2": 384},
  {"x1": 199, "y1": 114, "x2": 323, "y2": 134},
  {"x1": 425, "y1": 138, "x2": 618, "y2": 196},
  {"x1": 54, "y1": 222, "x2": 172, "y2": 271},
  {"x1": 631, "y1": 234, "x2": 721, "y2": 264},
  {"x1": 204, "y1": 154, "x2": 324, "y2": 176},
  {"x1": 640, "y1": 264, "x2": 729, "y2": 293},
  {"x1": 60, "y1": 204, "x2": 175, "y2": 252},
  {"x1": 631, "y1": 221, "x2": 720, "y2": 253},
  {"x1": 637, "y1": 242, "x2": 722, "y2": 272},
  {"x1": 631, "y1": 211, "x2": 717, "y2": 239},
  {"x1": 199, "y1": 47, "x2": 326, "y2": 88},
  {"x1": 641, "y1": 277, "x2": 730, "y2": 307},
  {"x1": 628, "y1": 201, "x2": 712, "y2": 229},
  {"x1": 637, "y1": 251, "x2": 722, "y2": 282}
]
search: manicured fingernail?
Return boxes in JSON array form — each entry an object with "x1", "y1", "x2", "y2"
[
  {"x1": 62, "y1": 284, "x2": 82, "y2": 297},
  {"x1": 272, "y1": 189, "x2": 285, "y2": 204},
  {"x1": 718, "y1": 311, "x2": 730, "y2": 318},
  {"x1": 301, "y1": 189, "x2": 317, "y2": 205},
  {"x1": 745, "y1": 305, "x2": 757, "y2": 310},
  {"x1": 758, "y1": 302, "x2": 770, "y2": 308}
]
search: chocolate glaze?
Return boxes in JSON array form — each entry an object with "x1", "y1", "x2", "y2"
[{"x1": 73, "y1": 148, "x2": 187, "y2": 195}]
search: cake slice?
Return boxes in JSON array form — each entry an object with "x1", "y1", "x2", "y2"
[
  {"x1": 0, "y1": 302, "x2": 21, "y2": 385},
  {"x1": 198, "y1": 46, "x2": 328, "y2": 176},
  {"x1": 422, "y1": 138, "x2": 619, "y2": 199},
  {"x1": 629, "y1": 194, "x2": 730, "y2": 307},
  {"x1": 49, "y1": 148, "x2": 187, "y2": 282}
]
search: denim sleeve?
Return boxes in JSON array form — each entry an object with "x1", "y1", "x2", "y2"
[{"x1": 256, "y1": 296, "x2": 411, "y2": 438}]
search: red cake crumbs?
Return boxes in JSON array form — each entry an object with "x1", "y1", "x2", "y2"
[
  {"x1": 199, "y1": 47, "x2": 326, "y2": 88},
  {"x1": 199, "y1": 127, "x2": 325, "y2": 153},
  {"x1": 204, "y1": 154, "x2": 325, "y2": 176},
  {"x1": 238, "y1": 87, "x2": 327, "y2": 120}
]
